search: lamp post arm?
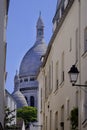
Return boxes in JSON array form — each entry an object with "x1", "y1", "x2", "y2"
[{"x1": 72, "y1": 83, "x2": 87, "y2": 87}]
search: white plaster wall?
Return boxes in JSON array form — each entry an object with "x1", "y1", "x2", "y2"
[
  {"x1": 44, "y1": 1, "x2": 79, "y2": 129},
  {"x1": 38, "y1": 0, "x2": 85, "y2": 130},
  {"x1": 6, "y1": 91, "x2": 17, "y2": 126},
  {"x1": 38, "y1": 69, "x2": 45, "y2": 130},
  {"x1": 0, "y1": 0, "x2": 7, "y2": 127},
  {"x1": 37, "y1": 0, "x2": 87, "y2": 129},
  {"x1": 79, "y1": 0, "x2": 87, "y2": 129}
]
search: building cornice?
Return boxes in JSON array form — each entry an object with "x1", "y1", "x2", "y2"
[
  {"x1": 20, "y1": 86, "x2": 38, "y2": 91},
  {"x1": 42, "y1": 0, "x2": 75, "y2": 67}
]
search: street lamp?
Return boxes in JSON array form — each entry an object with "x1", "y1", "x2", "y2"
[{"x1": 68, "y1": 65, "x2": 87, "y2": 87}]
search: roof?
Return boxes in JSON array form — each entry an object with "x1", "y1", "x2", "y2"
[{"x1": 19, "y1": 43, "x2": 47, "y2": 77}]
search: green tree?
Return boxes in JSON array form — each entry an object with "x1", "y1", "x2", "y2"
[
  {"x1": 17, "y1": 106, "x2": 37, "y2": 125},
  {"x1": 70, "y1": 107, "x2": 78, "y2": 130}
]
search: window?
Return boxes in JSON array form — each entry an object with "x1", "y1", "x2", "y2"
[
  {"x1": 50, "y1": 110, "x2": 52, "y2": 130},
  {"x1": 24, "y1": 78, "x2": 28, "y2": 82},
  {"x1": 84, "y1": 81, "x2": 87, "y2": 120},
  {"x1": 20, "y1": 79, "x2": 23, "y2": 83},
  {"x1": 75, "y1": 91, "x2": 78, "y2": 107},
  {"x1": 84, "y1": 27, "x2": 87, "y2": 52},
  {"x1": 25, "y1": 96, "x2": 28, "y2": 103},
  {"x1": 30, "y1": 96, "x2": 34, "y2": 107},
  {"x1": 66, "y1": 99, "x2": 70, "y2": 119},
  {"x1": 49, "y1": 62, "x2": 53, "y2": 93},
  {"x1": 64, "y1": 0, "x2": 68, "y2": 8},
  {"x1": 59, "y1": 8, "x2": 62, "y2": 19},
  {"x1": 75, "y1": 28, "x2": 79, "y2": 63},
  {"x1": 51, "y1": 61, "x2": 53, "y2": 91},
  {"x1": 61, "y1": 105, "x2": 64, "y2": 121},
  {"x1": 45, "y1": 116, "x2": 47, "y2": 130},
  {"x1": 49, "y1": 65, "x2": 51, "y2": 93},
  {"x1": 69, "y1": 38, "x2": 72, "y2": 52},
  {"x1": 55, "y1": 61, "x2": 59, "y2": 90},
  {"x1": 55, "y1": 111, "x2": 58, "y2": 130},
  {"x1": 30, "y1": 77, "x2": 35, "y2": 81},
  {"x1": 45, "y1": 75, "x2": 48, "y2": 99},
  {"x1": 60, "y1": 105, "x2": 64, "y2": 130},
  {"x1": 61, "y1": 2, "x2": 64, "y2": 15},
  {"x1": 61, "y1": 52, "x2": 64, "y2": 83},
  {"x1": 41, "y1": 88, "x2": 42, "y2": 111},
  {"x1": 37, "y1": 29, "x2": 43, "y2": 37},
  {"x1": 47, "y1": 71, "x2": 50, "y2": 95}
]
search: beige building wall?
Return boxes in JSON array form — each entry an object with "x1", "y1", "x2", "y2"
[
  {"x1": 80, "y1": 0, "x2": 87, "y2": 129},
  {"x1": 0, "y1": 0, "x2": 9, "y2": 127},
  {"x1": 38, "y1": 0, "x2": 87, "y2": 130},
  {"x1": 38, "y1": 69, "x2": 45, "y2": 130}
]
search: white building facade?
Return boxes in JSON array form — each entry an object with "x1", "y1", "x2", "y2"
[
  {"x1": 0, "y1": 0, "x2": 10, "y2": 128},
  {"x1": 5, "y1": 90, "x2": 17, "y2": 126},
  {"x1": 38, "y1": 0, "x2": 87, "y2": 130}
]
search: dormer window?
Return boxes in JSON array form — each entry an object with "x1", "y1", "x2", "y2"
[
  {"x1": 61, "y1": 2, "x2": 64, "y2": 15},
  {"x1": 64, "y1": 0, "x2": 69, "y2": 8},
  {"x1": 53, "y1": 0, "x2": 70, "y2": 31}
]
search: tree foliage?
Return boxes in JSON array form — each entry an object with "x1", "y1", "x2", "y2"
[
  {"x1": 70, "y1": 107, "x2": 78, "y2": 130},
  {"x1": 17, "y1": 106, "x2": 37, "y2": 125}
]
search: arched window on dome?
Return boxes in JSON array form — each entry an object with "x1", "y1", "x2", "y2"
[
  {"x1": 30, "y1": 76, "x2": 36, "y2": 81},
  {"x1": 20, "y1": 79, "x2": 23, "y2": 83},
  {"x1": 30, "y1": 96, "x2": 35, "y2": 107},
  {"x1": 24, "y1": 78, "x2": 28, "y2": 82}
]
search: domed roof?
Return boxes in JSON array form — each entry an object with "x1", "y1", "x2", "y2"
[
  {"x1": 19, "y1": 15, "x2": 47, "y2": 77},
  {"x1": 19, "y1": 41, "x2": 47, "y2": 77},
  {"x1": 12, "y1": 90, "x2": 28, "y2": 108}
]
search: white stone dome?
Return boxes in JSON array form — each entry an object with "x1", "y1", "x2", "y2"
[
  {"x1": 19, "y1": 14, "x2": 47, "y2": 77},
  {"x1": 19, "y1": 42, "x2": 47, "y2": 77}
]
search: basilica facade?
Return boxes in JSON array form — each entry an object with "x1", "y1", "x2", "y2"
[{"x1": 12, "y1": 14, "x2": 47, "y2": 108}]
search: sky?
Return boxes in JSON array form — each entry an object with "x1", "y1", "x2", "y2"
[{"x1": 6, "y1": 0, "x2": 57, "y2": 93}]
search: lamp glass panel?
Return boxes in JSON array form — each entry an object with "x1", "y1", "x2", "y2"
[{"x1": 70, "y1": 73, "x2": 78, "y2": 83}]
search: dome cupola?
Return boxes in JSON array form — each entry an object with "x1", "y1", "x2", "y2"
[{"x1": 36, "y1": 12, "x2": 44, "y2": 42}]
